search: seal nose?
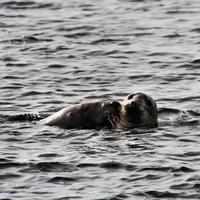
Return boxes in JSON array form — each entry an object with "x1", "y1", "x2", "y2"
[
  {"x1": 129, "y1": 101, "x2": 140, "y2": 113},
  {"x1": 130, "y1": 101, "x2": 137, "y2": 108}
]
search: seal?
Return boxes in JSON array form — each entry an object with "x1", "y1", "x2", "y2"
[{"x1": 39, "y1": 92, "x2": 158, "y2": 130}]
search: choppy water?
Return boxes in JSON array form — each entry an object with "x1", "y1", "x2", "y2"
[{"x1": 0, "y1": 0, "x2": 200, "y2": 199}]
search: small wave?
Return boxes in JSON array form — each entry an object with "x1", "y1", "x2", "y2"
[
  {"x1": 184, "y1": 151, "x2": 200, "y2": 157},
  {"x1": 77, "y1": 161, "x2": 135, "y2": 171},
  {"x1": 57, "y1": 25, "x2": 96, "y2": 32},
  {"x1": 21, "y1": 91, "x2": 53, "y2": 97},
  {"x1": 187, "y1": 110, "x2": 200, "y2": 117},
  {"x1": 1, "y1": 57, "x2": 18, "y2": 62},
  {"x1": 3, "y1": 75, "x2": 26, "y2": 79},
  {"x1": 191, "y1": 28, "x2": 200, "y2": 33},
  {"x1": 91, "y1": 38, "x2": 123, "y2": 45},
  {"x1": 0, "y1": 1, "x2": 56, "y2": 10},
  {"x1": 0, "y1": 161, "x2": 26, "y2": 169},
  {"x1": 163, "y1": 33, "x2": 183, "y2": 38},
  {"x1": 38, "y1": 153, "x2": 61, "y2": 158},
  {"x1": 48, "y1": 176, "x2": 77, "y2": 184},
  {"x1": 76, "y1": 163, "x2": 99, "y2": 168},
  {"x1": 138, "y1": 166, "x2": 172, "y2": 172},
  {"x1": 0, "y1": 173, "x2": 21, "y2": 180},
  {"x1": 187, "y1": 175, "x2": 200, "y2": 182},
  {"x1": 134, "y1": 32, "x2": 153, "y2": 37},
  {"x1": 104, "y1": 50, "x2": 121, "y2": 55},
  {"x1": 177, "y1": 96, "x2": 200, "y2": 102},
  {"x1": 145, "y1": 190, "x2": 180, "y2": 198},
  {"x1": 147, "y1": 52, "x2": 170, "y2": 56},
  {"x1": 47, "y1": 64, "x2": 66, "y2": 69},
  {"x1": 176, "y1": 119, "x2": 199, "y2": 126},
  {"x1": 158, "y1": 108, "x2": 180, "y2": 114},
  {"x1": 172, "y1": 166, "x2": 196, "y2": 173},
  {"x1": 100, "y1": 161, "x2": 134, "y2": 170},
  {"x1": 170, "y1": 183, "x2": 191, "y2": 190},
  {"x1": 191, "y1": 59, "x2": 200, "y2": 64},
  {"x1": 35, "y1": 162, "x2": 75, "y2": 172},
  {"x1": 192, "y1": 183, "x2": 200, "y2": 190},
  {"x1": 158, "y1": 108, "x2": 200, "y2": 127},
  {"x1": 84, "y1": 50, "x2": 104, "y2": 56},
  {"x1": 97, "y1": 193, "x2": 130, "y2": 200},
  {"x1": 0, "y1": 14, "x2": 25, "y2": 18},
  {"x1": 176, "y1": 59, "x2": 200, "y2": 69},
  {"x1": 138, "y1": 165, "x2": 195, "y2": 173},
  {"x1": 5, "y1": 63, "x2": 29, "y2": 67},
  {"x1": 128, "y1": 74, "x2": 153, "y2": 80},
  {"x1": 3, "y1": 36, "x2": 53, "y2": 45},
  {"x1": 64, "y1": 32, "x2": 92, "y2": 38},
  {"x1": 166, "y1": 10, "x2": 196, "y2": 14}
]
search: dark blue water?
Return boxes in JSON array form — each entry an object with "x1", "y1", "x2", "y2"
[{"x1": 0, "y1": 0, "x2": 200, "y2": 199}]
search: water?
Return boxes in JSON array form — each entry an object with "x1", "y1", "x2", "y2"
[{"x1": 0, "y1": 0, "x2": 200, "y2": 199}]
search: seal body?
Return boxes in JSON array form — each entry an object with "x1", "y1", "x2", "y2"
[
  {"x1": 39, "y1": 101, "x2": 120, "y2": 129},
  {"x1": 39, "y1": 93, "x2": 158, "y2": 130}
]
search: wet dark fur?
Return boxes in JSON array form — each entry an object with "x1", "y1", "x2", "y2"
[
  {"x1": 7, "y1": 113, "x2": 44, "y2": 121},
  {"x1": 39, "y1": 101, "x2": 121, "y2": 129}
]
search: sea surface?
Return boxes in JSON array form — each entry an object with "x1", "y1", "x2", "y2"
[{"x1": 0, "y1": 0, "x2": 200, "y2": 199}]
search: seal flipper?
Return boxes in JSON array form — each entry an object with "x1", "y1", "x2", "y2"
[{"x1": 6, "y1": 113, "x2": 45, "y2": 122}]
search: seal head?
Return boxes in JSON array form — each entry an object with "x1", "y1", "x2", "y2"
[{"x1": 113, "y1": 93, "x2": 158, "y2": 129}]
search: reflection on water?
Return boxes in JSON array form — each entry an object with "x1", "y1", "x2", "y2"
[{"x1": 0, "y1": 0, "x2": 200, "y2": 199}]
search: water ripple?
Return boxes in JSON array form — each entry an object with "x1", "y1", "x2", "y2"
[{"x1": 1, "y1": 0, "x2": 200, "y2": 199}]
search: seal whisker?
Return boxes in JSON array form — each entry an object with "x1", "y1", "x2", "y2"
[
  {"x1": 114, "y1": 107, "x2": 137, "y2": 130},
  {"x1": 142, "y1": 112, "x2": 153, "y2": 127},
  {"x1": 108, "y1": 114, "x2": 114, "y2": 129},
  {"x1": 142, "y1": 112, "x2": 156, "y2": 128}
]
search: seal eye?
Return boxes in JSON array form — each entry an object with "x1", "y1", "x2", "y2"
[
  {"x1": 145, "y1": 98, "x2": 152, "y2": 107},
  {"x1": 127, "y1": 94, "x2": 134, "y2": 100},
  {"x1": 110, "y1": 101, "x2": 120, "y2": 109}
]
